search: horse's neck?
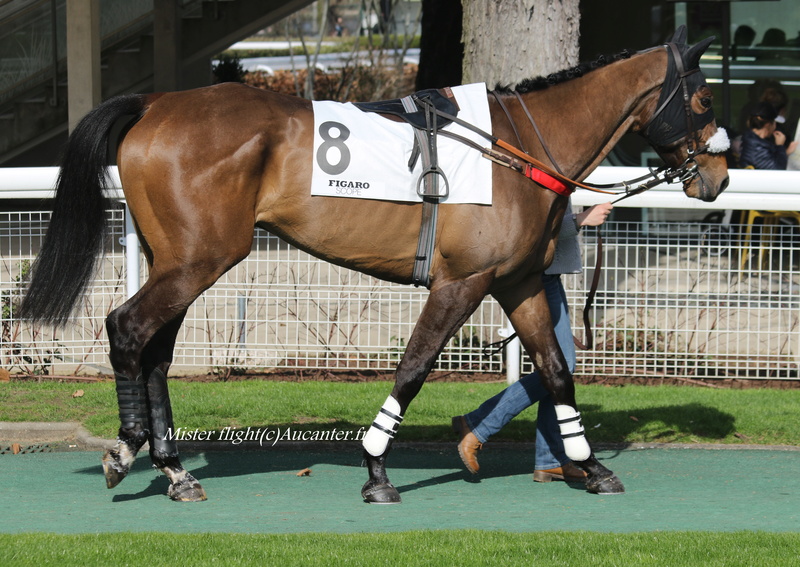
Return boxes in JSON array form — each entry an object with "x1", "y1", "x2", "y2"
[{"x1": 518, "y1": 48, "x2": 667, "y2": 180}]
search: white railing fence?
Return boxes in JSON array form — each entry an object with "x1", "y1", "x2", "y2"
[{"x1": 1, "y1": 167, "x2": 799, "y2": 382}]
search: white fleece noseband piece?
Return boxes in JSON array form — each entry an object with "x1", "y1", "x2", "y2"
[{"x1": 706, "y1": 128, "x2": 730, "y2": 154}]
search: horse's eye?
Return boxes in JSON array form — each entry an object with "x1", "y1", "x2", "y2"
[{"x1": 700, "y1": 97, "x2": 712, "y2": 109}]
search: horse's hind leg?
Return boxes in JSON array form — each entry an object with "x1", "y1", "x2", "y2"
[
  {"x1": 101, "y1": 284, "x2": 191, "y2": 495},
  {"x1": 103, "y1": 314, "x2": 205, "y2": 501},
  {"x1": 141, "y1": 314, "x2": 207, "y2": 501},
  {"x1": 361, "y1": 273, "x2": 492, "y2": 504},
  {"x1": 493, "y1": 276, "x2": 624, "y2": 495},
  {"x1": 102, "y1": 370, "x2": 149, "y2": 489},
  {"x1": 102, "y1": 262, "x2": 243, "y2": 500}
]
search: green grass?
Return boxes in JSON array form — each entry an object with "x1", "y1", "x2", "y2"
[
  {"x1": 2, "y1": 379, "x2": 799, "y2": 446},
  {"x1": 2, "y1": 382, "x2": 798, "y2": 556},
  {"x1": 1, "y1": 531, "x2": 798, "y2": 566}
]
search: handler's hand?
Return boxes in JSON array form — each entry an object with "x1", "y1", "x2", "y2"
[{"x1": 577, "y1": 202, "x2": 613, "y2": 228}]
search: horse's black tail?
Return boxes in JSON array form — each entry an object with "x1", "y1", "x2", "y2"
[{"x1": 19, "y1": 94, "x2": 148, "y2": 326}]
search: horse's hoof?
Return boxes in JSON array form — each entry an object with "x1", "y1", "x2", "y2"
[
  {"x1": 361, "y1": 481, "x2": 402, "y2": 504},
  {"x1": 101, "y1": 450, "x2": 128, "y2": 489},
  {"x1": 168, "y1": 475, "x2": 207, "y2": 502},
  {"x1": 586, "y1": 473, "x2": 625, "y2": 495}
]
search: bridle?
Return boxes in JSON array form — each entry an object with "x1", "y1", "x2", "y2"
[
  {"x1": 504, "y1": 41, "x2": 721, "y2": 202},
  {"x1": 433, "y1": 42, "x2": 721, "y2": 204},
  {"x1": 478, "y1": 43, "x2": 724, "y2": 354}
]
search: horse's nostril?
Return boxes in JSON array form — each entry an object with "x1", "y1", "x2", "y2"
[{"x1": 720, "y1": 176, "x2": 729, "y2": 192}]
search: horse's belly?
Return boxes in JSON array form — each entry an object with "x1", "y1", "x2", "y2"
[{"x1": 256, "y1": 197, "x2": 422, "y2": 283}]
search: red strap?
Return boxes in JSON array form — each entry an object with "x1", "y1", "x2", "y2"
[{"x1": 524, "y1": 164, "x2": 574, "y2": 196}]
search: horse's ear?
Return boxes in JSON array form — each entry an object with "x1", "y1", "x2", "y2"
[
  {"x1": 668, "y1": 25, "x2": 688, "y2": 45},
  {"x1": 686, "y1": 36, "x2": 715, "y2": 69}
]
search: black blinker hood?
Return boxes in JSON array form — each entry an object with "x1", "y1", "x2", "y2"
[{"x1": 645, "y1": 30, "x2": 716, "y2": 147}]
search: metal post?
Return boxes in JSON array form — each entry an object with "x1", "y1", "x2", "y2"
[
  {"x1": 124, "y1": 204, "x2": 140, "y2": 299},
  {"x1": 505, "y1": 336, "x2": 520, "y2": 384},
  {"x1": 49, "y1": 0, "x2": 59, "y2": 107},
  {"x1": 720, "y1": 2, "x2": 732, "y2": 129},
  {"x1": 237, "y1": 294, "x2": 247, "y2": 349},
  {"x1": 66, "y1": 0, "x2": 100, "y2": 132},
  {"x1": 499, "y1": 316, "x2": 520, "y2": 384}
]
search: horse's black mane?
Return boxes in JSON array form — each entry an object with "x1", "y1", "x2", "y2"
[{"x1": 495, "y1": 49, "x2": 635, "y2": 94}]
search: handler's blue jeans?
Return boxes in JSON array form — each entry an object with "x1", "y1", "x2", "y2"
[{"x1": 464, "y1": 274, "x2": 576, "y2": 471}]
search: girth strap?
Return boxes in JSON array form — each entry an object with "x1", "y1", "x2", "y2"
[{"x1": 403, "y1": 94, "x2": 449, "y2": 288}]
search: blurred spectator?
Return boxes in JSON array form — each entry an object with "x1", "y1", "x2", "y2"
[
  {"x1": 756, "y1": 28, "x2": 787, "y2": 60},
  {"x1": 760, "y1": 86, "x2": 795, "y2": 143},
  {"x1": 738, "y1": 80, "x2": 789, "y2": 135},
  {"x1": 739, "y1": 101, "x2": 798, "y2": 169},
  {"x1": 732, "y1": 25, "x2": 756, "y2": 60}
]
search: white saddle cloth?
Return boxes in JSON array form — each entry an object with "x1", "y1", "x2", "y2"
[{"x1": 310, "y1": 83, "x2": 492, "y2": 204}]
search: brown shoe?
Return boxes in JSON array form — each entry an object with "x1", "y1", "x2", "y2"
[
  {"x1": 452, "y1": 416, "x2": 482, "y2": 474},
  {"x1": 533, "y1": 462, "x2": 587, "y2": 483}
]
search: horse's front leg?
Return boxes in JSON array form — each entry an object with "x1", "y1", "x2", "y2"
[
  {"x1": 361, "y1": 273, "x2": 493, "y2": 504},
  {"x1": 493, "y1": 278, "x2": 625, "y2": 495}
]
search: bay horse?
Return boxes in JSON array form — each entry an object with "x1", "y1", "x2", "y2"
[{"x1": 20, "y1": 27, "x2": 728, "y2": 503}]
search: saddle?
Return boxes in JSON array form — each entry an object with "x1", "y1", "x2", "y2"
[
  {"x1": 355, "y1": 88, "x2": 461, "y2": 288},
  {"x1": 354, "y1": 88, "x2": 458, "y2": 130}
]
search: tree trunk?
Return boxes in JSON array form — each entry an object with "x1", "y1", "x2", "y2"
[{"x1": 461, "y1": 0, "x2": 580, "y2": 87}]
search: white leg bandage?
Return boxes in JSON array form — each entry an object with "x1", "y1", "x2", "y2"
[
  {"x1": 363, "y1": 396, "x2": 403, "y2": 457},
  {"x1": 555, "y1": 405, "x2": 591, "y2": 462}
]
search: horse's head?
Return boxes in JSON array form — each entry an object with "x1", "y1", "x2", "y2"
[{"x1": 642, "y1": 26, "x2": 730, "y2": 202}]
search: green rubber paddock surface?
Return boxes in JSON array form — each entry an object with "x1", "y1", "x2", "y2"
[{"x1": 1, "y1": 445, "x2": 798, "y2": 534}]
